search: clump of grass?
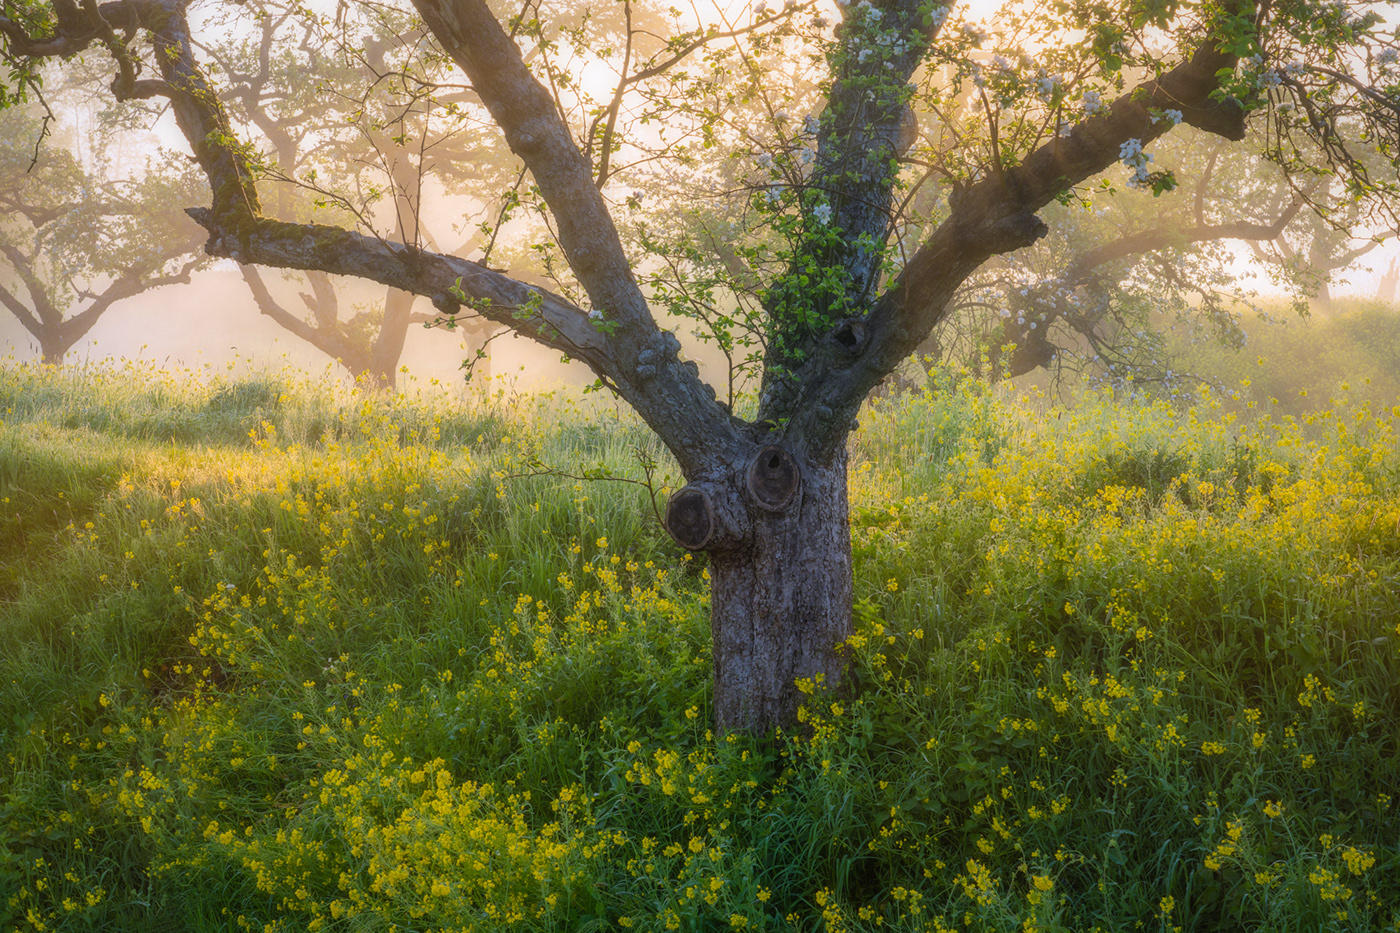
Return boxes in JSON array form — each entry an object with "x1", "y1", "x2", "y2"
[{"x1": 2, "y1": 362, "x2": 1398, "y2": 932}]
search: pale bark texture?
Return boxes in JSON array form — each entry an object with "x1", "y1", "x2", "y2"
[{"x1": 706, "y1": 451, "x2": 852, "y2": 733}]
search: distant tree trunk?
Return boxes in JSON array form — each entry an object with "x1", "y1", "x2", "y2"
[
  {"x1": 1376, "y1": 260, "x2": 1398, "y2": 304},
  {"x1": 669, "y1": 444, "x2": 852, "y2": 733},
  {"x1": 40, "y1": 339, "x2": 67, "y2": 366},
  {"x1": 31, "y1": 313, "x2": 89, "y2": 366},
  {"x1": 367, "y1": 287, "x2": 417, "y2": 389},
  {"x1": 1312, "y1": 279, "x2": 1333, "y2": 314}
]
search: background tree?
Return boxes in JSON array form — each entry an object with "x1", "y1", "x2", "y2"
[
  {"x1": 193, "y1": 0, "x2": 517, "y2": 386},
  {"x1": 0, "y1": 103, "x2": 206, "y2": 363},
  {"x1": 920, "y1": 131, "x2": 1316, "y2": 393},
  {"x1": 1246, "y1": 173, "x2": 1399, "y2": 313},
  {"x1": 5, "y1": 0, "x2": 1396, "y2": 731}
]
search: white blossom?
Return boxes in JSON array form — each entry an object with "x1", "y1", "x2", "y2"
[
  {"x1": 811, "y1": 201, "x2": 833, "y2": 224},
  {"x1": 1119, "y1": 137, "x2": 1153, "y2": 189},
  {"x1": 1036, "y1": 74, "x2": 1062, "y2": 99},
  {"x1": 1080, "y1": 90, "x2": 1106, "y2": 115}
]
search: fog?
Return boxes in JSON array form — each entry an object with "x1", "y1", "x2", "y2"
[{"x1": 0, "y1": 262, "x2": 746, "y2": 395}]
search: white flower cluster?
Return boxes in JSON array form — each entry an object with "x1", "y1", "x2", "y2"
[
  {"x1": 1119, "y1": 137, "x2": 1153, "y2": 189},
  {"x1": 854, "y1": 0, "x2": 882, "y2": 22},
  {"x1": 810, "y1": 201, "x2": 833, "y2": 225},
  {"x1": 1249, "y1": 54, "x2": 1303, "y2": 90},
  {"x1": 1325, "y1": 0, "x2": 1356, "y2": 23},
  {"x1": 1036, "y1": 73, "x2": 1063, "y2": 101},
  {"x1": 1378, "y1": 48, "x2": 1399, "y2": 66},
  {"x1": 1081, "y1": 90, "x2": 1107, "y2": 116},
  {"x1": 1151, "y1": 108, "x2": 1183, "y2": 126},
  {"x1": 848, "y1": 1, "x2": 911, "y2": 71}
]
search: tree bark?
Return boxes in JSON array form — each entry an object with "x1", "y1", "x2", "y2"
[{"x1": 670, "y1": 445, "x2": 852, "y2": 733}]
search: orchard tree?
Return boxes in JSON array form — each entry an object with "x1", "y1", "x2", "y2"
[
  {"x1": 0, "y1": 104, "x2": 206, "y2": 363},
  {"x1": 197, "y1": 0, "x2": 510, "y2": 387},
  {"x1": 4, "y1": 0, "x2": 1397, "y2": 731},
  {"x1": 1246, "y1": 173, "x2": 1399, "y2": 312},
  {"x1": 925, "y1": 132, "x2": 1316, "y2": 392}
]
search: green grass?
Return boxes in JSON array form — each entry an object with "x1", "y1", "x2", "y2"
[{"x1": 2, "y1": 358, "x2": 1398, "y2": 933}]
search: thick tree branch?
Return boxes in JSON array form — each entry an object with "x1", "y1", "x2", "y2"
[
  {"x1": 190, "y1": 209, "x2": 606, "y2": 354},
  {"x1": 408, "y1": 0, "x2": 742, "y2": 472},
  {"x1": 984, "y1": 197, "x2": 1307, "y2": 380},
  {"x1": 0, "y1": 280, "x2": 45, "y2": 336},
  {"x1": 0, "y1": 243, "x2": 54, "y2": 323},
  {"x1": 754, "y1": 0, "x2": 940, "y2": 435},
  {"x1": 787, "y1": 12, "x2": 1254, "y2": 454},
  {"x1": 57, "y1": 257, "x2": 200, "y2": 347}
]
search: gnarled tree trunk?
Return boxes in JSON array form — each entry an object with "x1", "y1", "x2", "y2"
[{"x1": 668, "y1": 443, "x2": 852, "y2": 733}]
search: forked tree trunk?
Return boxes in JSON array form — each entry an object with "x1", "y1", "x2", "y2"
[{"x1": 668, "y1": 444, "x2": 853, "y2": 733}]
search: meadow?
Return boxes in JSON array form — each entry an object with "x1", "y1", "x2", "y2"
[{"x1": 1, "y1": 357, "x2": 1397, "y2": 933}]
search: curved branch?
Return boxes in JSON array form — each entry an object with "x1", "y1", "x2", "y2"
[
  {"x1": 786, "y1": 6, "x2": 1256, "y2": 454},
  {"x1": 406, "y1": 0, "x2": 741, "y2": 472},
  {"x1": 1068, "y1": 203, "x2": 1305, "y2": 280}
]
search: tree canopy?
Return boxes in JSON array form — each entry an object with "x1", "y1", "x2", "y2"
[{"x1": 0, "y1": 102, "x2": 206, "y2": 362}]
